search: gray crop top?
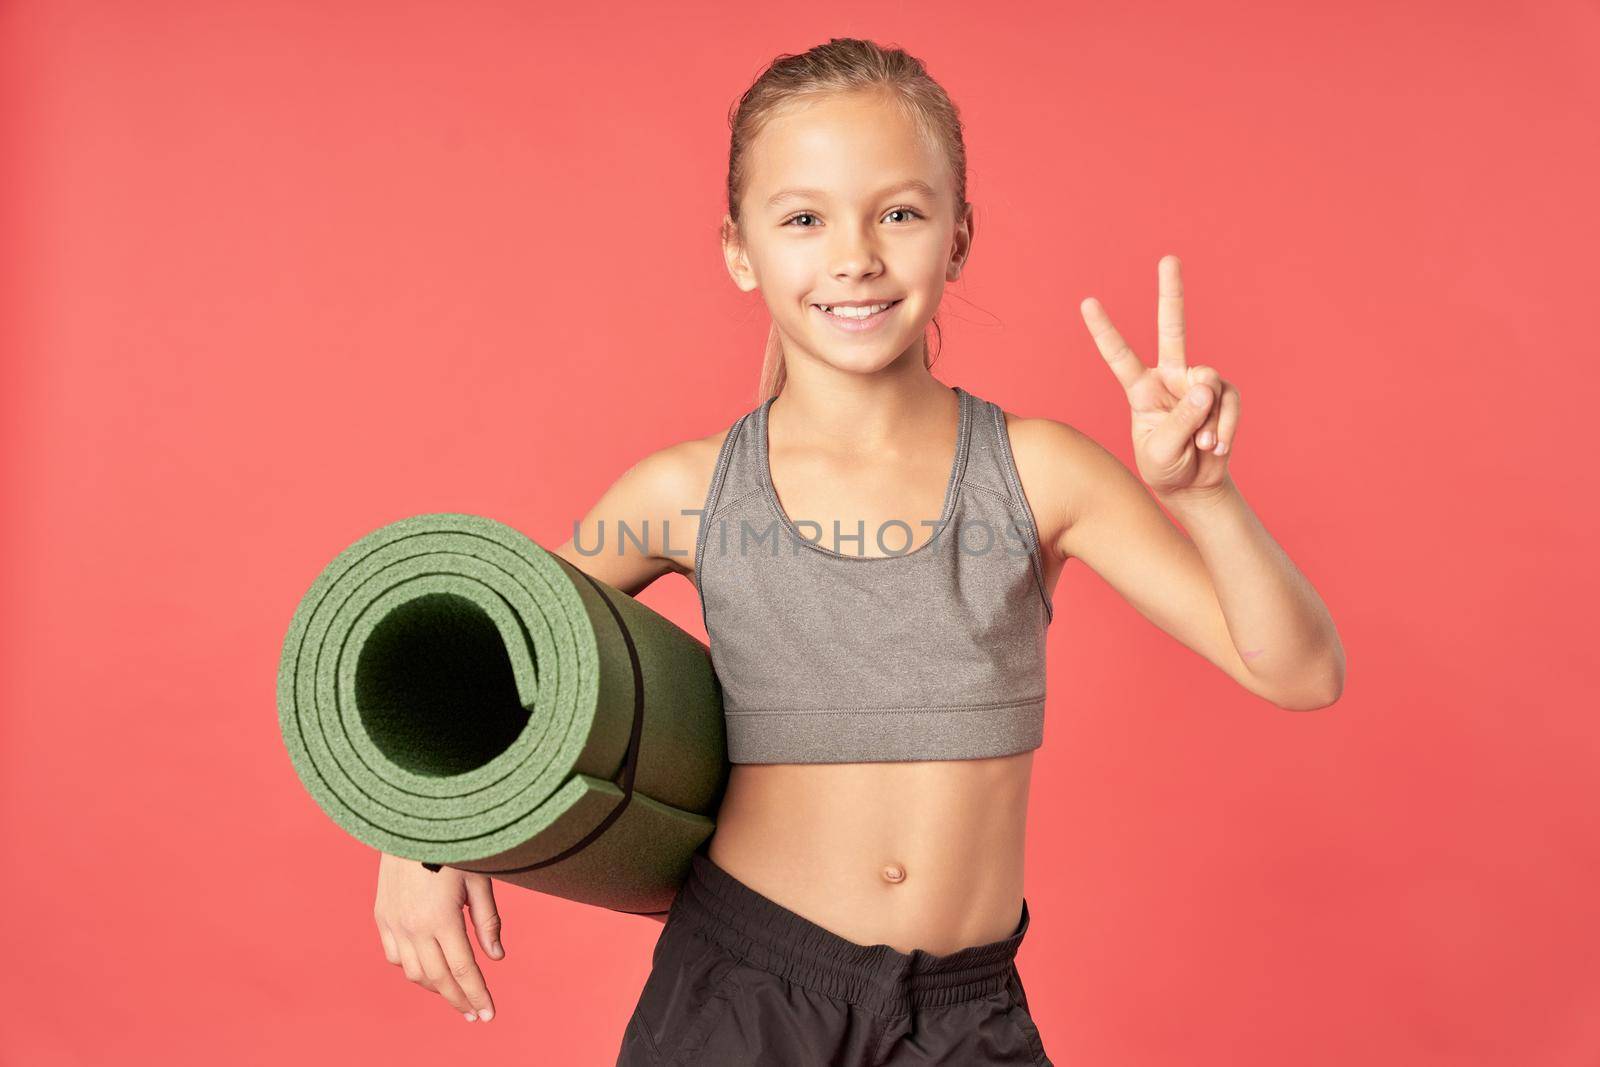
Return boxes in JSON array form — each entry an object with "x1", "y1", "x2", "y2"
[{"x1": 692, "y1": 384, "x2": 1054, "y2": 764}]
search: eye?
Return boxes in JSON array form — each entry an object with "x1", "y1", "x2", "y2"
[{"x1": 780, "y1": 206, "x2": 926, "y2": 227}]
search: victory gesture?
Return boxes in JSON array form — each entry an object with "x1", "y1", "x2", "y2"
[{"x1": 1079, "y1": 255, "x2": 1240, "y2": 499}]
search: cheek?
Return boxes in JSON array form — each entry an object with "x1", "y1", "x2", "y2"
[
  {"x1": 927, "y1": 230, "x2": 960, "y2": 268},
  {"x1": 899, "y1": 233, "x2": 954, "y2": 283},
  {"x1": 767, "y1": 258, "x2": 818, "y2": 304}
]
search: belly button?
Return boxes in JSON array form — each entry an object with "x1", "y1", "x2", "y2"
[{"x1": 881, "y1": 863, "x2": 906, "y2": 884}]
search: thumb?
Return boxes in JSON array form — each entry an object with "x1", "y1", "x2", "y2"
[
  {"x1": 465, "y1": 875, "x2": 504, "y2": 960},
  {"x1": 1151, "y1": 382, "x2": 1214, "y2": 461}
]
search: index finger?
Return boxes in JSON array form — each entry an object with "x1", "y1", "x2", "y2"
[
  {"x1": 436, "y1": 929, "x2": 497, "y2": 1021},
  {"x1": 1080, "y1": 297, "x2": 1144, "y2": 392},
  {"x1": 1157, "y1": 254, "x2": 1186, "y2": 372}
]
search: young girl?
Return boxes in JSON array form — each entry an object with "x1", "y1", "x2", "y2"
[{"x1": 372, "y1": 37, "x2": 1344, "y2": 1066}]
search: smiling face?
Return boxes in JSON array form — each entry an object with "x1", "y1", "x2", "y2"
[{"x1": 722, "y1": 89, "x2": 973, "y2": 379}]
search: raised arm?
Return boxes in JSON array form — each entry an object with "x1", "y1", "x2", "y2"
[
  {"x1": 1009, "y1": 255, "x2": 1344, "y2": 710},
  {"x1": 1017, "y1": 418, "x2": 1342, "y2": 709}
]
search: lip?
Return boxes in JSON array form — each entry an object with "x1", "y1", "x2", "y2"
[{"x1": 811, "y1": 298, "x2": 903, "y2": 333}]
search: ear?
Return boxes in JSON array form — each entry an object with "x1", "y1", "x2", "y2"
[
  {"x1": 947, "y1": 201, "x2": 974, "y2": 282},
  {"x1": 721, "y1": 214, "x2": 758, "y2": 293}
]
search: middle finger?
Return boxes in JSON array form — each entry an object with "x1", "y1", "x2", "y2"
[{"x1": 1157, "y1": 255, "x2": 1187, "y2": 374}]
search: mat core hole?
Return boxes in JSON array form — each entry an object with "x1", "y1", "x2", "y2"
[{"x1": 355, "y1": 593, "x2": 531, "y2": 777}]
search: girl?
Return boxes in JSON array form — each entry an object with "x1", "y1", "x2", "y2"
[{"x1": 372, "y1": 37, "x2": 1344, "y2": 1066}]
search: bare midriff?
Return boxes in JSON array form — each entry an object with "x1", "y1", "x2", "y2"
[{"x1": 704, "y1": 749, "x2": 1035, "y2": 956}]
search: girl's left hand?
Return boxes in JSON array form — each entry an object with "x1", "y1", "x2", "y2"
[{"x1": 1079, "y1": 255, "x2": 1240, "y2": 500}]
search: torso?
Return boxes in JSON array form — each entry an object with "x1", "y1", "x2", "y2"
[
  {"x1": 669, "y1": 385, "x2": 1070, "y2": 956},
  {"x1": 704, "y1": 752, "x2": 1037, "y2": 955}
]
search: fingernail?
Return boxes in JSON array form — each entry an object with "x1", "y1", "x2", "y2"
[
  {"x1": 1215, "y1": 441, "x2": 1228, "y2": 455},
  {"x1": 1189, "y1": 386, "x2": 1209, "y2": 405},
  {"x1": 478, "y1": 1008, "x2": 494, "y2": 1022},
  {"x1": 463, "y1": 1012, "x2": 477, "y2": 1022},
  {"x1": 491, "y1": 941, "x2": 503, "y2": 957}
]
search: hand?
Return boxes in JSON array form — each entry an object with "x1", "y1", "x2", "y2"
[
  {"x1": 374, "y1": 852, "x2": 505, "y2": 1023},
  {"x1": 1080, "y1": 255, "x2": 1241, "y2": 500}
]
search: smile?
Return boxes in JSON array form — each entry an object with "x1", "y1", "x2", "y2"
[{"x1": 811, "y1": 299, "x2": 903, "y2": 333}]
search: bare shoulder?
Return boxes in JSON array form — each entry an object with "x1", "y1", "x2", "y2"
[
  {"x1": 614, "y1": 425, "x2": 731, "y2": 575},
  {"x1": 999, "y1": 407, "x2": 1127, "y2": 562},
  {"x1": 554, "y1": 423, "x2": 730, "y2": 594}
]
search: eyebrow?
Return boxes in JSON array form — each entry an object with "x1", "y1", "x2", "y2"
[{"x1": 765, "y1": 178, "x2": 940, "y2": 210}]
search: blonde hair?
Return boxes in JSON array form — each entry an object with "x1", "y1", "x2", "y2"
[{"x1": 721, "y1": 38, "x2": 971, "y2": 405}]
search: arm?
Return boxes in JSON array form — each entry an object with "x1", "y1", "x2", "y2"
[
  {"x1": 1036, "y1": 420, "x2": 1343, "y2": 709},
  {"x1": 1030, "y1": 253, "x2": 1345, "y2": 710},
  {"x1": 550, "y1": 435, "x2": 721, "y2": 925},
  {"x1": 548, "y1": 435, "x2": 721, "y2": 596},
  {"x1": 1157, "y1": 475, "x2": 1343, "y2": 707},
  {"x1": 372, "y1": 444, "x2": 710, "y2": 996}
]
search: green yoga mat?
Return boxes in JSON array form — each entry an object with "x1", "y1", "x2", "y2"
[{"x1": 276, "y1": 512, "x2": 729, "y2": 914}]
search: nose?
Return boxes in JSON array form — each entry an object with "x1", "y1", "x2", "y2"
[{"x1": 828, "y1": 223, "x2": 884, "y2": 282}]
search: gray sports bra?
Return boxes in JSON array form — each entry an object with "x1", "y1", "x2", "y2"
[{"x1": 693, "y1": 384, "x2": 1053, "y2": 764}]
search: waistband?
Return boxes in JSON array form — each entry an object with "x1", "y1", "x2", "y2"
[{"x1": 668, "y1": 846, "x2": 1030, "y2": 1016}]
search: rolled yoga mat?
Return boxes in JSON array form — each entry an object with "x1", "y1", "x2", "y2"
[{"x1": 276, "y1": 512, "x2": 729, "y2": 914}]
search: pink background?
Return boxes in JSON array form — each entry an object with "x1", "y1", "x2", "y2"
[{"x1": 3, "y1": 1, "x2": 1597, "y2": 1063}]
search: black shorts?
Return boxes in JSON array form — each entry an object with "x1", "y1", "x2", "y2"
[{"x1": 616, "y1": 844, "x2": 1053, "y2": 1066}]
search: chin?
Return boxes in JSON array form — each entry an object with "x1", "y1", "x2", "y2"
[{"x1": 813, "y1": 349, "x2": 916, "y2": 377}]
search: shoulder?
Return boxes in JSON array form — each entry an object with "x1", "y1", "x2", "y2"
[
  {"x1": 553, "y1": 415, "x2": 743, "y2": 594},
  {"x1": 995, "y1": 405, "x2": 1129, "y2": 561},
  {"x1": 612, "y1": 423, "x2": 737, "y2": 573},
  {"x1": 624, "y1": 427, "x2": 727, "y2": 499}
]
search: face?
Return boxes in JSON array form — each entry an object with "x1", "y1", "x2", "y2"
[{"x1": 722, "y1": 90, "x2": 973, "y2": 378}]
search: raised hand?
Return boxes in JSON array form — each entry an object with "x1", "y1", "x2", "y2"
[{"x1": 1079, "y1": 255, "x2": 1240, "y2": 499}]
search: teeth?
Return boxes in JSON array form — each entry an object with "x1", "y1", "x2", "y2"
[{"x1": 820, "y1": 301, "x2": 894, "y2": 318}]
